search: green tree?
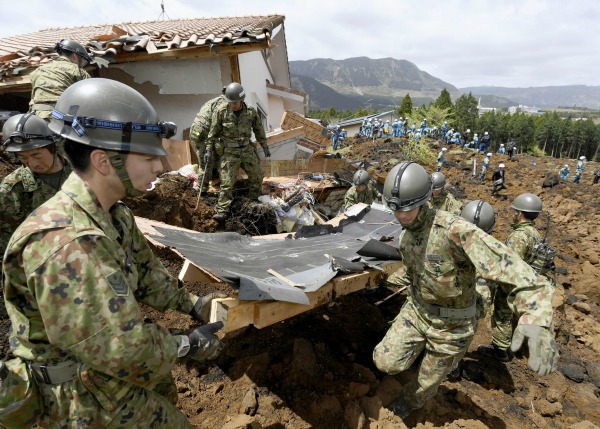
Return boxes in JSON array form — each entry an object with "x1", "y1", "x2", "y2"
[
  {"x1": 434, "y1": 88, "x2": 454, "y2": 111},
  {"x1": 398, "y1": 94, "x2": 413, "y2": 117},
  {"x1": 454, "y1": 93, "x2": 478, "y2": 133}
]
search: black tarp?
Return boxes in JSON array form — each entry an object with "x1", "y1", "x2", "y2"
[{"x1": 151, "y1": 205, "x2": 402, "y2": 304}]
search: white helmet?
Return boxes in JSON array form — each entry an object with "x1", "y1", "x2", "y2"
[
  {"x1": 486, "y1": 152, "x2": 492, "y2": 157},
  {"x1": 442, "y1": 147, "x2": 448, "y2": 152},
  {"x1": 499, "y1": 163, "x2": 505, "y2": 168},
  {"x1": 484, "y1": 131, "x2": 489, "y2": 135},
  {"x1": 500, "y1": 143, "x2": 504, "y2": 146},
  {"x1": 474, "y1": 133, "x2": 478, "y2": 137},
  {"x1": 444, "y1": 121, "x2": 447, "y2": 124},
  {"x1": 564, "y1": 164, "x2": 569, "y2": 167},
  {"x1": 466, "y1": 129, "x2": 471, "y2": 133},
  {"x1": 580, "y1": 156, "x2": 586, "y2": 160}
]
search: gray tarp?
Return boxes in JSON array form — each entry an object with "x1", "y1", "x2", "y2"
[{"x1": 151, "y1": 204, "x2": 402, "y2": 304}]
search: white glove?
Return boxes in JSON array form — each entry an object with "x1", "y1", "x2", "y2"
[{"x1": 510, "y1": 324, "x2": 559, "y2": 376}]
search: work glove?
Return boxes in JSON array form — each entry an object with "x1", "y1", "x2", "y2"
[
  {"x1": 263, "y1": 146, "x2": 271, "y2": 158},
  {"x1": 510, "y1": 324, "x2": 559, "y2": 376},
  {"x1": 187, "y1": 321, "x2": 225, "y2": 362},
  {"x1": 189, "y1": 292, "x2": 228, "y2": 324},
  {"x1": 203, "y1": 150, "x2": 211, "y2": 166}
]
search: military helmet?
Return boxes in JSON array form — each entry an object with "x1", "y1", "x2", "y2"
[
  {"x1": 49, "y1": 78, "x2": 175, "y2": 156},
  {"x1": 511, "y1": 193, "x2": 542, "y2": 213},
  {"x1": 2, "y1": 113, "x2": 58, "y2": 152},
  {"x1": 383, "y1": 161, "x2": 432, "y2": 211},
  {"x1": 55, "y1": 39, "x2": 93, "y2": 66},
  {"x1": 353, "y1": 169, "x2": 370, "y2": 186},
  {"x1": 461, "y1": 200, "x2": 496, "y2": 233},
  {"x1": 223, "y1": 82, "x2": 246, "y2": 102},
  {"x1": 431, "y1": 172, "x2": 446, "y2": 190}
]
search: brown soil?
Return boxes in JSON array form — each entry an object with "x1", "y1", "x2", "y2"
[{"x1": 2, "y1": 137, "x2": 600, "y2": 429}]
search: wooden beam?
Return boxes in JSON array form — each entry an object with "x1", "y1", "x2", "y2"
[
  {"x1": 179, "y1": 259, "x2": 226, "y2": 284},
  {"x1": 229, "y1": 55, "x2": 240, "y2": 83},
  {"x1": 209, "y1": 260, "x2": 403, "y2": 332}
]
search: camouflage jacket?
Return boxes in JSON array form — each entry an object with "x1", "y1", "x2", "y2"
[
  {"x1": 343, "y1": 183, "x2": 380, "y2": 211},
  {"x1": 3, "y1": 173, "x2": 198, "y2": 389},
  {"x1": 28, "y1": 57, "x2": 90, "y2": 118},
  {"x1": 506, "y1": 221, "x2": 541, "y2": 262},
  {"x1": 207, "y1": 102, "x2": 267, "y2": 150},
  {"x1": 427, "y1": 190, "x2": 463, "y2": 215},
  {"x1": 391, "y1": 208, "x2": 553, "y2": 327},
  {"x1": 0, "y1": 157, "x2": 72, "y2": 259},
  {"x1": 189, "y1": 95, "x2": 228, "y2": 145}
]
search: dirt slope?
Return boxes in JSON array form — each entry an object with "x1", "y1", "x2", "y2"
[{"x1": 1, "y1": 137, "x2": 600, "y2": 429}]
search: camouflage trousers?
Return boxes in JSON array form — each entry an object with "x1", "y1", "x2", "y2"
[
  {"x1": 36, "y1": 371, "x2": 192, "y2": 428},
  {"x1": 373, "y1": 297, "x2": 477, "y2": 411},
  {"x1": 216, "y1": 145, "x2": 264, "y2": 213},
  {"x1": 475, "y1": 278, "x2": 514, "y2": 349}
]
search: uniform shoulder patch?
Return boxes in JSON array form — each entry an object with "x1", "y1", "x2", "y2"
[{"x1": 106, "y1": 270, "x2": 129, "y2": 296}]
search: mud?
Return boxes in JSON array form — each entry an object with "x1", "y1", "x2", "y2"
[{"x1": 1, "y1": 136, "x2": 600, "y2": 429}]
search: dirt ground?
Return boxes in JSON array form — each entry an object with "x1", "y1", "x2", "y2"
[{"x1": 1, "y1": 136, "x2": 600, "y2": 429}]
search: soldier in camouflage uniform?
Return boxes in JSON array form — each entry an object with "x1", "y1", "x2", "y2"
[
  {"x1": 0, "y1": 113, "x2": 71, "y2": 262},
  {"x1": 29, "y1": 40, "x2": 92, "y2": 121},
  {"x1": 207, "y1": 83, "x2": 271, "y2": 221},
  {"x1": 2, "y1": 78, "x2": 227, "y2": 428},
  {"x1": 478, "y1": 193, "x2": 546, "y2": 362},
  {"x1": 427, "y1": 172, "x2": 463, "y2": 215},
  {"x1": 373, "y1": 162, "x2": 557, "y2": 418},
  {"x1": 343, "y1": 169, "x2": 381, "y2": 211},
  {"x1": 189, "y1": 90, "x2": 228, "y2": 193}
]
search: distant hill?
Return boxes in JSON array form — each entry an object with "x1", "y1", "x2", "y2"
[
  {"x1": 461, "y1": 85, "x2": 600, "y2": 110},
  {"x1": 290, "y1": 57, "x2": 458, "y2": 110},
  {"x1": 290, "y1": 75, "x2": 362, "y2": 111}
]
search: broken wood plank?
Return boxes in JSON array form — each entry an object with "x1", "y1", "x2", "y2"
[
  {"x1": 209, "y1": 260, "x2": 403, "y2": 333},
  {"x1": 179, "y1": 259, "x2": 226, "y2": 284}
]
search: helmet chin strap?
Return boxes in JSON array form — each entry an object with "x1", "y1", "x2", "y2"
[{"x1": 106, "y1": 150, "x2": 144, "y2": 198}]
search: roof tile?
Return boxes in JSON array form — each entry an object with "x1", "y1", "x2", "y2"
[{"x1": 0, "y1": 15, "x2": 284, "y2": 81}]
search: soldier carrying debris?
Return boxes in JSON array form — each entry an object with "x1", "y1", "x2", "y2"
[
  {"x1": 428, "y1": 172, "x2": 463, "y2": 215},
  {"x1": 374, "y1": 162, "x2": 557, "y2": 419},
  {"x1": 2, "y1": 78, "x2": 226, "y2": 428}
]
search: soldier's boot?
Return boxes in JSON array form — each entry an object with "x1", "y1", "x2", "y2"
[
  {"x1": 477, "y1": 344, "x2": 511, "y2": 362},
  {"x1": 387, "y1": 394, "x2": 414, "y2": 420},
  {"x1": 446, "y1": 364, "x2": 462, "y2": 381},
  {"x1": 213, "y1": 211, "x2": 229, "y2": 222}
]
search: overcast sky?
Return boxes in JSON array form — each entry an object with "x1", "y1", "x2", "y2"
[{"x1": 1, "y1": 0, "x2": 598, "y2": 89}]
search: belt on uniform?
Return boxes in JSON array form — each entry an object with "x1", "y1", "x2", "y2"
[
  {"x1": 29, "y1": 360, "x2": 79, "y2": 384},
  {"x1": 30, "y1": 103, "x2": 55, "y2": 111},
  {"x1": 223, "y1": 139, "x2": 250, "y2": 148},
  {"x1": 411, "y1": 289, "x2": 476, "y2": 319}
]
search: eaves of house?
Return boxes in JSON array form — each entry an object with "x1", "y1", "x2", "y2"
[{"x1": 0, "y1": 15, "x2": 285, "y2": 93}]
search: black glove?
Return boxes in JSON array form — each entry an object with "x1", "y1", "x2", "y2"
[
  {"x1": 187, "y1": 322, "x2": 225, "y2": 362},
  {"x1": 190, "y1": 292, "x2": 228, "y2": 324},
  {"x1": 263, "y1": 146, "x2": 271, "y2": 158},
  {"x1": 203, "y1": 151, "x2": 210, "y2": 166}
]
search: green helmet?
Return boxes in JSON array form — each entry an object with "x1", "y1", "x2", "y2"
[
  {"x1": 383, "y1": 161, "x2": 432, "y2": 211},
  {"x1": 431, "y1": 172, "x2": 446, "y2": 190},
  {"x1": 461, "y1": 200, "x2": 496, "y2": 233},
  {"x1": 55, "y1": 39, "x2": 94, "y2": 66},
  {"x1": 511, "y1": 193, "x2": 542, "y2": 213},
  {"x1": 223, "y1": 82, "x2": 246, "y2": 102},
  {"x1": 353, "y1": 169, "x2": 370, "y2": 186},
  {"x1": 49, "y1": 78, "x2": 175, "y2": 156},
  {"x1": 2, "y1": 113, "x2": 58, "y2": 152}
]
